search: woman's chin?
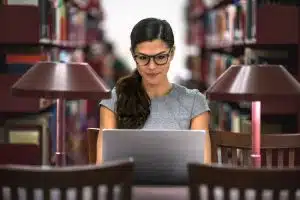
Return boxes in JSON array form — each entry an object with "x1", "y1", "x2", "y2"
[{"x1": 144, "y1": 78, "x2": 161, "y2": 86}]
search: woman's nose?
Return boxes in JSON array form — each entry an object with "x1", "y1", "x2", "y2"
[{"x1": 147, "y1": 58, "x2": 157, "y2": 69}]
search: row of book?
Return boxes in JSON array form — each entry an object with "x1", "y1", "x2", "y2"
[
  {"x1": 0, "y1": 46, "x2": 91, "y2": 164},
  {"x1": 184, "y1": 0, "x2": 299, "y2": 135},
  {"x1": 0, "y1": 0, "x2": 105, "y2": 165},
  {"x1": 200, "y1": 47, "x2": 291, "y2": 88},
  {"x1": 209, "y1": 101, "x2": 284, "y2": 134},
  {"x1": 204, "y1": 52, "x2": 241, "y2": 87},
  {"x1": 0, "y1": 0, "x2": 103, "y2": 46},
  {"x1": 186, "y1": 0, "x2": 299, "y2": 21},
  {"x1": 204, "y1": 47, "x2": 293, "y2": 133},
  {"x1": 205, "y1": 0, "x2": 256, "y2": 48},
  {"x1": 186, "y1": 0, "x2": 299, "y2": 49}
]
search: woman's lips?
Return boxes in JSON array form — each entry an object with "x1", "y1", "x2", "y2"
[{"x1": 146, "y1": 73, "x2": 159, "y2": 78}]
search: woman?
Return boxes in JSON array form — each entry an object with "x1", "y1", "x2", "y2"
[{"x1": 97, "y1": 18, "x2": 211, "y2": 164}]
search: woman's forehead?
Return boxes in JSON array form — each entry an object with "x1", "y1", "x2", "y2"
[{"x1": 135, "y1": 39, "x2": 169, "y2": 55}]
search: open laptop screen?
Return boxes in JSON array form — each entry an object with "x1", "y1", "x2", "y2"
[{"x1": 102, "y1": 129, "x2": 206, "y2": 185}]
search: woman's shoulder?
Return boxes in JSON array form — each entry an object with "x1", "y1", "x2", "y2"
[
  {"x1": 173, "y1": 83, "x2": 210, "y2": 117},
  {"x1": 104, "y1": 86, "x2": 117, "y2": 99},
  {"x1": 99, "y1": 86, "x2": 117, "y2": 112},
  {"x1": 173, "y1": 83, "x2": 205, "y2": 100}
]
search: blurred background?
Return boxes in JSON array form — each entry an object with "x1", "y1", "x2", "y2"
[
  {"x1": 101, "y1": 0, "x2": 190, "y2": 84},
  {"x1": 0, "y1": 0, "x2": 299, "y2": 165}
]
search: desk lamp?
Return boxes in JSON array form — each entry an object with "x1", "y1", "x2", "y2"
[
  {"x1": 11, "y1": 62, "x2": 111, "y2": 166},
  {"x1": 206, "y1": 65, "x2": 300, "y2": 167}
]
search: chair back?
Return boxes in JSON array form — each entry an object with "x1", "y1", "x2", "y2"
[
  {"x1": 210, "y1": 131, "x2": 300, "y2": 167},
  {"x1": 0, "y1": 158, "x2": 134, "y2": 200},
  {"x1": 188, "y1": 163, "x2": 300, "y2": 200},
  {"x1": 86, "y1": 128, "x2": 99, "y2": 164}
]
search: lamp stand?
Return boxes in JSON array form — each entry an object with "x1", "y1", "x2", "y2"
[
  {"x1": 55, "y1": 98, "x2": 67, "y2": 166},
  {"x1": 251, "y1": 101, "x2": 261, "y2": 167}
]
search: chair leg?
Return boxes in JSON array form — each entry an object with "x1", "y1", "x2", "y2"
[
  {"x1": 120, "y1": 183, "x2": 132, "y2": 200},
  {"x1": 189, "y1": 184, "x2": 200, "y2": 200}
]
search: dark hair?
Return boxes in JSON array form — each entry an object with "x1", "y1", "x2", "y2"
[{"x1": 115, "y1": 18, "x2": 175, "y2": 129}]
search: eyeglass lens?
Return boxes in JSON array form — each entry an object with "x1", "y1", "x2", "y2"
[{"x1": 135, "y1": 53, "x2": 169, "y2": 66}]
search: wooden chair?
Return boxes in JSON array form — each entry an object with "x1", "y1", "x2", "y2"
[
  {"x1": 210, "y1": 131, "x2": 300, "y2": 167},
  {"x1": 188, "y1": 162, "x2": 300, "y2": 200},
  {"x1": 0, "y1": 158, "x2": 134, "y2": 200},
  {"x1": 86, "y1": 128, "x2": 99, "y2": 164}
]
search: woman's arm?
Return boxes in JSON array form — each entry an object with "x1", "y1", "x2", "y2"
[
  {"x1": 190, "y1": 111, "x2": 211, "y2": 164},
  {"x1": 96, "y1": 106, "x2": 116, "y2": 164}
]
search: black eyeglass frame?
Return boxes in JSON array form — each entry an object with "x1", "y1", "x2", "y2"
[{"x1": 133, "y1": 48, "x2": 173, "y2": 66}]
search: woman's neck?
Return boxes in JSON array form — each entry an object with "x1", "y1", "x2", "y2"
[{"x1": 143, "y1": 79, "x2": 172, "y2": 99}]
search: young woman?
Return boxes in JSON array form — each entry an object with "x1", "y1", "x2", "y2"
[{"x1": 97, "y1": 18, "x2": 211, "y2": 164}]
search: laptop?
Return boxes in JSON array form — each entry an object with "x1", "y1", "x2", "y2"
[{"x1": 102, "y1": 129, "x2": 206, "y2": 185}]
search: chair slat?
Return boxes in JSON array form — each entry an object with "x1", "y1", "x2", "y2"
[
  {"x1": 288, "y1": 189, "x2": 296, "y2": 200},
  {"x1": 76, "y1": 187, "x2": 82, "y2": 200},
  {"x1": 188, "y1": 163, "x2": 300, "y2": 200},
  {"x1": 92, "y1": 185, "x2": 98, "y2": 200},
  {"x1": 277, "y1": 150, "x2": 284, "y2": 167},
  {"x1": 0, "y1": 187, "x2": 2, "y2": 200},
  {"x1": 255, "y1": 189, "x2": 262, "y2": 200},
  {"x1": 106, "y1": 184, "x2": 113, "y2": 200},
  {"x1": 26, "y1": 188, "x2": 34, "y2": 200},
  {"x1": 208, "y1": 185, "x2": 215, "y2": 200},
  {"x1": 288, "y1": 149, "x2": 295, "y2": 167},
  {"x1": 266, "y1": 149, "x2": 272, "y2": 168},
  {"x1": 241, "y1": 149, "x2": 248, "y2": 166},
  {"x1": 273, "y1": 189, "x2": 280, "y2": 200},
  {"x1": 189, "y1": 184, "x2": 199, "y2": 200},
  {"x1": 61, "y1": 188, "x2": 67, "y2": 200},
  {"x1": 245, "y1": 149, "x2": 252, "y2": 167},
  {"x1": 0, "y1": 159, "x2": 134, "y2": 200},
  {"x1": 231, "y1": 148, "x2": 238, "y2": 165},
  {"x1": 223, "y1": 187, "x2": 230, "y2": 200},
  {"x1": 210, "y1": 131, "x2": 300, "y2": 167},
  {"x1": 11, "y1": 187, "x2": 17, "y2": 200},
  {"x1": 43, "y1": 189, "x2": 50, "y2": 200},
  {"x1": 221, "y1": 148, "x2": 229, "y2": 164}
]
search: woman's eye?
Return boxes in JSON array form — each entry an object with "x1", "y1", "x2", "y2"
[
  {"x1": 138, "y1": 56, "x2": 148, "y2": 60},
  {"x1": 156, "y1": 54, "x2": 167, "y2": 60}
]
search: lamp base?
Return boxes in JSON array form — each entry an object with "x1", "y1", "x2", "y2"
[
  {"x1": 251, "y1": 101, "x2": 261, "y2": 168},
  {"x1": 56, "y1": 98, "x2": 66, "y2": 167},
  {"x1": 55, "y1": 152, "x2": 67, "y2": 166},
  {"x1": 251, "y1": 154, "x2": 261, "y2": 167}
]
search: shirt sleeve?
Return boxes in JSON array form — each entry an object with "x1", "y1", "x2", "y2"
[
  {"x1": 99, "y1": 87, "x2": 117, "y2": 113},
  {"x1": 191, "y1": 89, "x2": 210, "y2": 119}
]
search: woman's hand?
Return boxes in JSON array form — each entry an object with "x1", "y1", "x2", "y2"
[
  {"x1": 96, "y1": 106, "x2": 116, "y2": 164},
  {"x1": 190, "y1": 111, "x2": 211, "y2": 164}
]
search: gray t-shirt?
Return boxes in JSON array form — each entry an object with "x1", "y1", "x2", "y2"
[{"x1": 99, "y1": 83, "x2": 210, "y2": 130}]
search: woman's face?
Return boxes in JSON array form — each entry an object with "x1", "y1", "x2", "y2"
[{"x1": 133, "y1": 39, "x2": 174, "y2": 86}]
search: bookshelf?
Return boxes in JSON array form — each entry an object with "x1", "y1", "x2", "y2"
[
  {"x1": 185, "y1": 0, "x2": 300, "y2": 134},
  {"x1": 0, "y1": 0, "x2": 106, "y2": 165}
]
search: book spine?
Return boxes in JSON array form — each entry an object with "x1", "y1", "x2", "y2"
[{"x1": 39, "y1": 0, "x2": 50, "y2": 41}]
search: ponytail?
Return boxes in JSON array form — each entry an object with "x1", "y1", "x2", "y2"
[{"x1": 115, "y1": 70, "x2": 150, "y2": 129}]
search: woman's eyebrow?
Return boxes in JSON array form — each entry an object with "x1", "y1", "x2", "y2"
[{"x1": 135, "y1": 50, "x2": 168, "y2": 56}]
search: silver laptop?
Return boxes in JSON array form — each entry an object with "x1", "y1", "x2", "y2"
[{"x1": 102, "y1": 129, "x2": 206, "y2": 185}]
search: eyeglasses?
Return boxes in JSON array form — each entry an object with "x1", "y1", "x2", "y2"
[{"x1": 133, "y1": 49, "x2": 172, "y2": 66}]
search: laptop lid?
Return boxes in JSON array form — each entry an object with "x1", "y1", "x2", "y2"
[{"x1": 102, "y1": 129, "x2": 206, "y2": 185}]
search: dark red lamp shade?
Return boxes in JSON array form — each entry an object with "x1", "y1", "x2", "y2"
[
  {"x1": 205, "y1": 65, "x2": 300, "y2": 101},
  {"x1": 11, "y1": 62, "x2": 111, "y2": 100}
]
